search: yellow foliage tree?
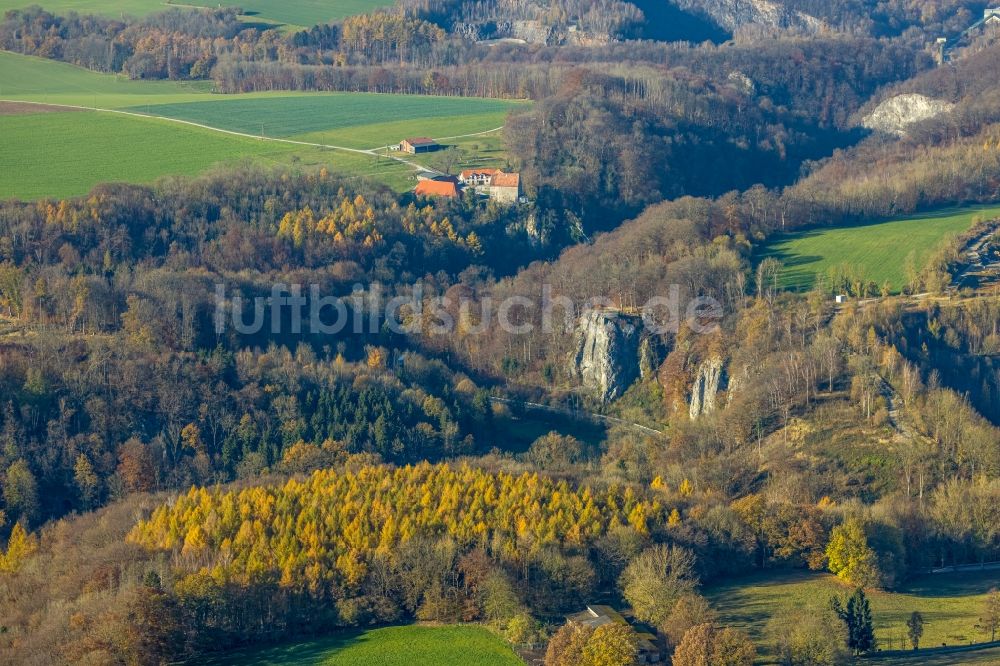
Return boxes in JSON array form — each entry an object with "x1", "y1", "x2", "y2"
[{"x1": 0, "y1": 522, "x2": 38, "y2": 573}]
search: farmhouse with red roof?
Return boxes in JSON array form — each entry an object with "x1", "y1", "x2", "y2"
[{"x1": 414, "y1": 180, "x2": 459, "y2": 198}]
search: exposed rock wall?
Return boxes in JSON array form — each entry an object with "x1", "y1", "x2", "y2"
[
  {"x1": 639, "y1": 336, "x2": 664, "y2": 380},
  {"x1": 570, "y1": 310, "x2": 643, "y2": 402},
  {"x1": 689, "y1": 357, "x2": 724, "y2": 419},
  {"x1": 672, "y1": 0, "x2": 825, "y2": 34},
  {"x1": 453, "y1": 19, "x2": 609, "y2": 45},
  {"x1": 862, "y1": 93, "x2": 954, "y2": 136}
]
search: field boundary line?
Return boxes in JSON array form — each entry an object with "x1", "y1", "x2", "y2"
[
  {"x1": 0, "y1": 98, "x2": 447, "y2": 175},
  {"x1": 433, "y1": 125, "x2": 504, "y2": 141},
  {"x1": 367, "y1": 126, "x2": 504, "y2": 153}
]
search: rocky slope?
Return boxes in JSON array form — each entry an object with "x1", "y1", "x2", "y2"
[
  {"x1": 689, "y1": 357, "x2": 725, "y2": 419},
  {"x1": 671, "y1": 0, "x2": 825, "y2": 35},
  {"x1": 862, "y1": 93, "x2": 954, "y2": 136},
  {"x1": 570, "y1": 310, "x2": 643, "y2": 402}
]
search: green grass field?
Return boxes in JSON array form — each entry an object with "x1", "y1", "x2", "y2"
[
  {"x1": 0, "y1": 51, "x2": 526, "y2": 198},
  {"x1": 209, "y1": 625, "x2": 522, "y2": 665},
  {"x1": 0, "y1": 110, "x2": 287, "y2": 199},
  {"x1": 133, "y1": 95, "x2": 517, "y2": 145},
  {"x1": 0, "y1": 0, "x2": 392, "y2": 30},
  {"x1": 0, "y1": 108, "x2": 423, "y2": 199},
  {"x1": 707, "y1": 569, "x2": 1000, "y2": 664},
  {"x1": 869, "y1": 646, "x2": 1000, "y2": 664},
  {"x1": 0, "y1": 51, "x2": 215, "y2": 108},
  {"x1": 759, "y1": 204, "x2": 1000, "y2": 293}
]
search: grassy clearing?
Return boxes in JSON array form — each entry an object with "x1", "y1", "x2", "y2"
[
  {"x1": 707, "y1": 569, "x2": 1000, "y2": 664},
  {"x1": 867, "y1": 646, "x2": 1000, "y2": 664},
  {"x1": 0, "y1": 0, "x2": 392, "y2": 29},
  {"x1": 759, "y1": 204, "x2": 1000, "y2": 293},
  {"x1": 134, "y1": 95, "x2": 521, "y2": 142},
  {"x1": 295, "y1": 113, "x2": 509, "y2": 150},
  {"x1": 1, "y1": 111, "x2": 440, "y2": 199},
  {"x1": 209, "y1": 625, "x2": 522, "y2": 666},
  {"x1": 0, "y1": 109, "x2": 424, "y2": 199},
  {"x1": 179, "y1": 0, "x2": 393, "y2": 28},
  {"x1": 0, "y1": 51, "x2": 218, "y2": 108},
  {"x1": 0, "y1": 52, "x2": 524, "y2": 197},
  {"x1": 0, "y1": 0, "x2": 168, "y2": 20},
  {"x1": 405, "y1": 132, "x2": 513, "y2": 174},
  {"x1": 0, "y1": 110, "x2": 295, "y2": 199}
]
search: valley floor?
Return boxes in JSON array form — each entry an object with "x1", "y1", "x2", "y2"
[
  {"x1": 205, "y1": 625, "x2": 522, "y2": 666},
  {"x1": 706, "y1": 569, "x2": 1000, "y2": 664}
]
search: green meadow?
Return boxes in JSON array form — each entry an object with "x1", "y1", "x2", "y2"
[
  {"x1": 759, "y1": 204, "x2": 1000, "y2": 293},
  {"x1": 0, "y1": 108, "x2": 424, "y2": 199},
  {"x1": 0, "y1": 0, "x2": 393, "y2": 30},
  {"x1": 209, "y1": 625, "x2": 522, "y2": 666},
  {"x1": 180, "y1": 0, "x2": 395, "y2": 29},
  {"x1": 0, "y1": 51, "x2": 214, "y2": 108},
  {"x1": 0, "y1": 52, "x2": 526, "y2": 199},
  {"x1": 707, "y1": 569, "x2": 1000, "y2": 664},
  {"x1": 133, "y1": 95, "x2": 518, "y2": 145},
  {"x1": 868, "y1": 647, "x2": 1000, "y2": 664}
]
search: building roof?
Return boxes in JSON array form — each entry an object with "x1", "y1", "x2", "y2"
[
  {"x1": 414, "y1": 180, "x2": 459, "y2": 198},
  {"x1": 403, "y1": 137, "x2": 437, "y2": 146},
  {"x1": 491, "y1": 171, "x2": 520, "y2": 188},
  {"x1": 567, "y1": 605, "x2": 628, "y2": 629},
  {"x1": 460, "y1": 167, "x2": 500, "y2": 179},
  {"x1": 567, "y1": 606, "x2": 660, "y2": 656}
]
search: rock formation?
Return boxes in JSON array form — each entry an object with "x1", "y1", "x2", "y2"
[
  {"x1": 689, "y1": 357, "x2": 725, "y2": 419},
  {"x1": 638, "y1": 336, "x2": 664, "y2": 380},
  {"x1": 453, "y1": 19, "x2": 610, "y2": 46},
  {"x1": 862, "y1": 93, "x2": 954, "y2": 136},
  {"x1": 570, "y1": 310, "x2": 643, "y2": 402},
  {"x1": 672, "y1": 0, "x2": 825, "y2": 34}
]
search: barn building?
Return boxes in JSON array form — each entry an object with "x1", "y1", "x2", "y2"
[{"x1": 399, "y1": 137, "x2": 440, "y2": 154}]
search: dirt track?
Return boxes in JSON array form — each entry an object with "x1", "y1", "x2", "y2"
[
  {"x1": 0, "y1": 98, "x2": 502, "y2": 178},
  {"x1": 0, "y1": 101, "x2": 84, "y2": 115}
]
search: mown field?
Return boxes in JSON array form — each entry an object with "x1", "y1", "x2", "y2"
[
  {"x1": 759, "y1": 204, "x2": 1000, "y2": 293},
  {"x1": 209, "y1": 625, "x2": 522, "y2": 666},
  {"x1": 0, "y1": 51, "x2": 214, "y2": 108},
  {"x1": 706, "y1": 569, "x2": 1000, "y2": 664},
  {"x1": 1, "y1": 110, "x2": 288, "y2": 199},
  {"x1": 0, "y1": 108, "x2": 418, "y2": 199},
  {"x1": 0, "y1": 0, "x2": 391, "y2": 30},
  {"x1": 133, "y1": 95, "x2": 517, "y2": 147},
  {"x1": 868, "y1": 646, "x2": 1000, "y2": 665},
  {"x1": 0, "y1": 52, "x2": 525, "y2": 198}
]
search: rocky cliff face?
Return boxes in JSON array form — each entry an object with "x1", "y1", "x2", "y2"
[
  {"x1": 638, "y1": 336, "x2": 664, "y2": 380},
  {"x1": 689, "y1": 357, "x2": 724, "y2": 419},
  {"x1": 453, "y1": 19, "x2": 609, "y2": 45},
  {"x1": 570, "y1": 310, "x2": 643, "y2": 402},
  {"x1": 673, "y1": 0, "x2": 825, "y2": 34},
  {"x1": 862, "y1": 94, "x2": 954, "y2": 136}
]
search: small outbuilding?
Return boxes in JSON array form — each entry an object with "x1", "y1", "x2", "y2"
[
  {"x1": 399, "y1": 137, "x2": 440, "y2": 154},
  {"x1": 565, "y1": 605, "x2": 662, "y2": 663}
]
